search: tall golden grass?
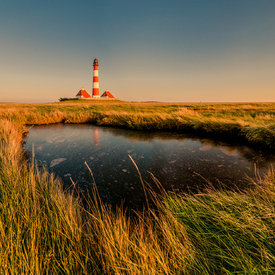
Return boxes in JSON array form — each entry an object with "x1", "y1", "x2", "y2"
[
  {"x1": 0, "y1": 120, "x2": 195, "y2": 274},
  {"x1": 0, "y1": 102, "x2": 275, "y2": 273}
]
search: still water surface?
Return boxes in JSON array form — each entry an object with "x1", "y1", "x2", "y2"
[{"x1": 24, "y1": 124, "x2": 275, "y2": 209}]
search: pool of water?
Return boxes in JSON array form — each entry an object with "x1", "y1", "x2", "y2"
[{"x1": 23, "y1": 124, "x2": 275, "y2": 209}]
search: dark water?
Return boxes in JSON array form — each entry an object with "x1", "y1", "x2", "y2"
[{"x1": 24, "y1": 124, "x2": 275, "y2": 209}]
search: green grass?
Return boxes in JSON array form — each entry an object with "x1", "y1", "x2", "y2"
[
  {"x1": 164, "y1": 185, "x2": 275, "y2": 273},
  {"x1": 0, "y1": 102, "x2": 275, "y2": 273}
]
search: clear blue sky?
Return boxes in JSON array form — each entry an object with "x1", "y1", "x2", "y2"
[{"x1": 1, "y1": 0, "x2": 275, "y2": 102}]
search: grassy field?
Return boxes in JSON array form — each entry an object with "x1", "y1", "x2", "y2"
[
  {"x1": 0, "y1": 101, "x2": 275, "y2": 274},
  {"x1": 1, "y1": 101, "x2": 275, "y2": 149}
]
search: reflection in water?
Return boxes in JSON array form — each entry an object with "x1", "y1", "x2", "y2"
[
  {"x1": 94, "y1": 128, "x2": 99, "y2": 145},
  {"x1": 24, "y1": 124, "x2": 275, "y2": 210},
  {"x1": 103, "y1": 126, "x2": 275, "y2": 168}
]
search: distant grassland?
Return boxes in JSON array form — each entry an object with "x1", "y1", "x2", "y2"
[
  {"x1": 0, "y1": 101, "x2": 275, "y2": 274},
  {"x1": 1, "y1": 101, "x2": 275, "y2": 148}
]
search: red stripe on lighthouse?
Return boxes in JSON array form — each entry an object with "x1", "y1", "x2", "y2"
[
  {"x1": 93, "y1": 76, "x2": 98, "y2": 82},
  {"x1": 93, "y1": 88, "x2": 99, "y2": 95}
]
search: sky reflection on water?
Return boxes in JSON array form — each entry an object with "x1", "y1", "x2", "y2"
[{"x1": 24, "y1": 124, "x2": 275, "y2": 209}]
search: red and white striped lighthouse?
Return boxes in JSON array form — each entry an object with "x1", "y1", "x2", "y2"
[{"x1": 92, "y1": 58, "x2": 100, "y2": 98}]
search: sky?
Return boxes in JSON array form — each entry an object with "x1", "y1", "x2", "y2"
[{"x1": 1, "y1": 0, "x2": 275, "y2": 103}]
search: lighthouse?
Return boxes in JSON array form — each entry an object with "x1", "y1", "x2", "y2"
[{"x1": 92, "y1": 58, "x2": 100, "y2": 98}]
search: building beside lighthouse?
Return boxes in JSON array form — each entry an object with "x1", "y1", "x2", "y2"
[
  {"x1": 76, "y1": 87, "x2": 91, "y2": 99},
  {"x1": 101, "y1": 90, "x2": 115, "y2": 98}
]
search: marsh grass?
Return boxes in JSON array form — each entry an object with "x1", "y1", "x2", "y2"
[
  {"x1": 0, "y1": 120, "x2": 195, "y2": 274},
  {"x1": 0, "y1": 119, "x2": 275, "y2": 274},
  {"x1": 163, "y1": 181, "x2": 275, "y2": 273},
  {"x1": 1, "y1": 102, "x2": 275, "y2": 148},
  {"x1": 1, "y1": 102, "x2": 275, "y2": 273}
]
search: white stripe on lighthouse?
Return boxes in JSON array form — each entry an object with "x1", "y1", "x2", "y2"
[
  {"x1": 93, "y1": 82, "x2": 99, "y2": 88},
  {"x1": 94, "y1": 70, "x2": 98, "y2": 77}
]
